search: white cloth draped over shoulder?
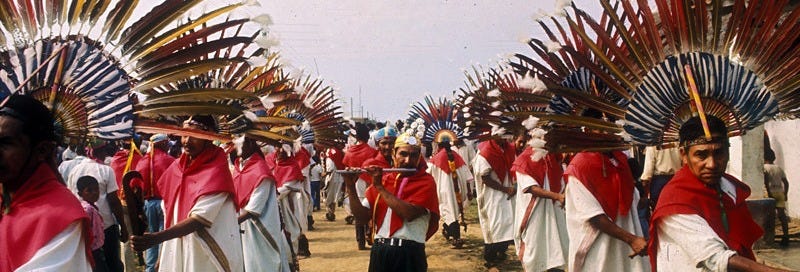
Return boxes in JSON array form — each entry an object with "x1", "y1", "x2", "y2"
[
  {"x1": 241, "y1": 179, "x2": 292, "y2": 272},
  {"x1": 514, "y1": 172, "x2": 568, "y2": 272},
  {"x1": 278, "y1": 180, "x2": 310, "y2": 253},
  {"x1": 473, "y1": 154, "x2": 515, "y2": 244},
  {"x1": 564, "y1": 177, "x2": 649, "y2": 272},
  {"x1": 159, "y1": 193, "x2": 244, "y2": 272}
]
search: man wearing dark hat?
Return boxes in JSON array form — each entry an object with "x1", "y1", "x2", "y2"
[
  {"x1": 130, "y1": 115, "x2": 243, "y2": 271},
  {"x1": 648, "y1": 115, "x2": 789, "y2": 271},
  {"x1": 67, "y1": 138, "x2": 129, "y2": 272},
  {"x1": 0, "y1": 95, "x2": 92, "y2": 270},
  {"x1": 343, "y1": 123, "x2": 378, "y2": 249}
]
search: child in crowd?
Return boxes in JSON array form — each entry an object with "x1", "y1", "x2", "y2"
[{"x1": 77, "y1": 176, "x2": 109, "y2": 271}]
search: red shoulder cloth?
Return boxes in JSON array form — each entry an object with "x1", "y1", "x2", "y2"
[
  {"x1": 430, "y1": 148, "x2": 465, "y2": 174},
  {"x1": 648, "y1": 166, "x2": 763, "y2": 271},
  {"x1": 272, "y1": 156, "x2": 304, "y2": 188},
  {"x1": 131, "y1": 149, "x2": 175, "y2": 199},
  {"x1": 365, "y1": 170, "x2": 440, "y2": 240},
  {"x1": 343, "y1": 143, "x2": 377, "y2": 168},
  {"x1": 110, "y1": 150, "x2": 141, "y2": 192},
  {"x1": 294, "y1": 146, "x2": 311, "y2": 170},
  {"x1": 158, "y1": 146, "x2": 236, "y2": 228},
  {"x1": 477, "y1": 140, "x2": 516, "y2": 181},
  {"x1": 327, "y1": 148, "x2": 345, "y2": 170},
  {"x1": 564, "y1": 151, "x2": 634, "y2": 221},
  {"x1": 0, "y1": 163, "x2": 91, "y2": 271},
  {"x1": 511, "y1": 148, "x2": 563, "y2": 193},
  {"x1": 233, "y1": 153, "x2": 275, "y2": 208},
  {"x1": 360, "y1": 153, "x2": 391, "y2": 185}
]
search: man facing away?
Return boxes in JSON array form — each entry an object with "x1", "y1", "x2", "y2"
[
  {"x1": 343, "y1": 133, "x2": 440, "y2": 271},
  {"x1": 343, "y1": 123, "x2": 378, "y2": 247},
  {"x1": 233, "y1": 136, "x2": 292, "y2": 272},
  {"x1": 323, "y1": 146, "x2": 345, "y2": 221},
  {"x1": 130, "y1": 115, "x2": 243, "y2": 272},
  {"x1": 0, "y1": 95, "x2": 91, "y2": 271},
  {"x1": 511, "y1": 131, "x2": 568, "y2": 272},
  {"x1": 129, "y1": 133, "x2": 175, "y2": 272},
  {"x1": 273, "y1": 142, "x2": 312, "y2": 258},
  {"x1": 764, "y1": 148, "x2": 791, "y2": 247},
  {"x1": 648, "y1": 115, "x2": 790, "y2": 272}
]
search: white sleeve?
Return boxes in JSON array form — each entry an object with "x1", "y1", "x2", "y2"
[
  {"x1": 189, "y1": 193, "x2": 229, "y2": 227},
  {"x1": 361, "y1": 197, "x2": 371, "y2": 208},
  {"x1": 15, "y1": 221, "x2": 91, "y2": 272},
  {"x1": 565, "y1": 176, "x2": 606, "y2": 221},
  {"x1": 474, "y1": 155, "x2": 492, "y2": 177},
  {"x1": 325, "y1": 159, "x2": 336, "y2": 172},
  {"x1": 104, "y1": 167, "x2": 119, "y2": 194},
  {"x1": 243, "y1": 179, "x2": 271, "y2": 216},
  {"x1": 456, "y1": 165, "x2": 473, "y2": 183},
  {"x1": 516, "y1": 172, "x2": 541, "y2": 191},
  {"x1": 658, "y1": 214, "x2": 737, "y2": 271},
  {"x1": 640, "y1": 146, "x2": 655, "y2": 180}
]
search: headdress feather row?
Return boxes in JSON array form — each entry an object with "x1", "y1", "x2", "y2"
[{"x1": 407, "y1": 95, "x2": 463, "y2": 145}]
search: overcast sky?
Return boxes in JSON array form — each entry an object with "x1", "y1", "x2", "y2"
[{"x1": 259, "y1": 0, "x2": 602, "y2": 121}]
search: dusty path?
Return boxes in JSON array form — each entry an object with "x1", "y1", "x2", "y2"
[{"x1": 298, "y1": 202, "x2": 523, "y2": 272}]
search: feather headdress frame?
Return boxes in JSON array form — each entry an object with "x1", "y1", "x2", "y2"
[{"x1": 407, "y1": 95, "x2": 464, "y2": 145}]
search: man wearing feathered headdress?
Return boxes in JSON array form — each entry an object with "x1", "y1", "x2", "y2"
[
  {"x1": 563, "y1": 110, "x2": 649, "y2": 272},
  {"x1": 232, "y1": 136, "x2": 292, "y2": 272},
  {"x1": 429, "y1": 130, "x2": 473, "y2": 249},
  {"x1": 130, "y1": 115, "x2": 244, "y2": 272},
  {"x1": 0, "y1": 95, "x2": 92, "y2": 271},
  {"x1": 273, "y1": 140, "x2": 313, "y2": 259},
  {"x1": 342, "y1": 132, "x2": 440, "y2": 271},
  {"x1": 511, "y1": 126, "x2": 568, "y2": 272},
  {"x1": 648, "y1": 116, "x2": 787, "y2": 272},
  {"x1": 474, "y1": 128, "x2": 518, "y2": 268},
  {"x1": 342, "y1": 123, "x2": 379, "y2": 249}
]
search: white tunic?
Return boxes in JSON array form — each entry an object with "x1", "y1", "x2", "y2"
[
  {"x1": 514, "y1": 172, "x2": 568, "y2": 272},
  {"x1": 654, "y1": 177, "x2": 739, "y2": 271},
  {"x1": 323, "y1": 157, "x2": 343, "y2": 206},
  {"x1": 241, "y1": 179, "x2": 292, "y2": 272},
  {"x1": 14, "y1": 221, "x2": 92, "y2": 271},
  {"x1": 473, "y1": 154, "x2": 515, "y2": 244},
  {"x1": 159, "y1": 193, "x2": 244, "y2": 272},
  {"x1": 429, "y1": 163, "x2": 473, "y2": 225},
  {"x1": 278, "y1": 180, "x2": 310, "y2": 253},
  {"x1": 361, "y1": 198, "x2": 431, "y2": 244},
  {"x1": 565, "y1": 177, "x2": 650, "y2": 272}
]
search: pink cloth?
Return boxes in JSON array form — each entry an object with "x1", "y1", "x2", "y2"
[{"x1": 80, "y1": 201, "x2": 105, "y2": 251}]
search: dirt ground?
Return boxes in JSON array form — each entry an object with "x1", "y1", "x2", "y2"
[{"x1": 299, "y1": 201, "x2": 523, "y2": 272}]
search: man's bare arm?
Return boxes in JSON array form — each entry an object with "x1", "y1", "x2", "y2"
[{"x1": 588, "y1": 214, "x2": 647, "y2": 257}]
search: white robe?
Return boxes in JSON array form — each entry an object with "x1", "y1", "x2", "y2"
[
  {"x1": 429, "y1": 163, "x2": 473, "y2": 225},
  {"x1": 14, "y1": 221, "x2": 92, "y2": 271},
  {"x1": 241, "y1": 179, "x2": 292, "y2": 272},
  {"x1": 565, "y1": 177, "x2": 649, "y2": 272},
  {"x1": 278, "y1": 180, "x2": 310, "y2": 253},
  {"x1": 654, "y1": 177, "x2": 739, "y2": 271},
  {"x1": 473, "y1": 154, "x2": 515, "y2": 244},
  {"x1": 514, "y1": 172, "x2": 568, "y2": 272},
  {"x1": 159, "y1": 193, "x2": 244, "y2": 272},
  {"x1": 323, "y1": 158, "x2": 343, "y2": 207}
]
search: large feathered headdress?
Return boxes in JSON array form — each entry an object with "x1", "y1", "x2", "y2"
[
  {"x1": 267, "y1": 74, "x2": 345, "y2": 148},
  {"x1": 511, "y1": 0, "x2": 800, "y2": 150},
  {"x1": 407, "y1": 95, "x2": 464, "y2": 145},
  {"x1": 0, "y1": 0, "x2": 263, "y2": 144}
]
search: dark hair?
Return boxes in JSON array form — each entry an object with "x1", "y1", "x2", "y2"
[
  {"x1": 0, "y1": 95, "x2": 57, "y2": 145},
  {"x1": 76, "y1": 176, "x2": 99, "y2": 192},
  {"x1": 679, "y1": 115, "x2": 727, "y2": 145},
  {"x1": 765, "y1": 149, "x2": 776, "y2": 162},
  {"x1": 355, "y1": 123, "x2": 370, "y2": 141},
  {"x1": 185, "y1": 115, "x2": 218, "y2": 133}
]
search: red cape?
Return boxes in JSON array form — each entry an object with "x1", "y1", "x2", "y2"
[
  {"x1": 343, "y1": 143, "x2": 377, "y2": 168},
  {"x1": 295, "y1": 146, "x2": 312, "y2": 170},
  {"x1": 430, "y1": 148, "x2": 466, "y2": 174},
  {"x1": 233, "y1": 153, "x2": 275, "y2": 208},
  {"x1": 511, "y1": 148, "x2": 563, "y2": 193},
  {"x1": 648, "y1": 166, "x2": 763, "y2": 271},
  {"x1": 477, "y1": 140, "x2": 516, "y2": 181},
  {"x1": 110, "y1": 150, "x2": 142, "y2": 196},
  {"x1": 273, "y1": 156, "x2": 305, "y2": 188},
  {"x1": 158, "y1": 146, "x2": 236, "y2": 228},
  {"x1": 0, "y1": 163, "x2": 91, "y2": 271},
  {"x1": 365, "y1": 170, "x2": 440, "y2": 240},
  {"x1": 564, "y1": 151, "x2": 634, "y2": 221},
  {"x1": 131, "y1": 148, "x2": 175, "y2": 199},
  {"x1": 326, "y1": 148, "x2": 345, "y2": 170}
]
